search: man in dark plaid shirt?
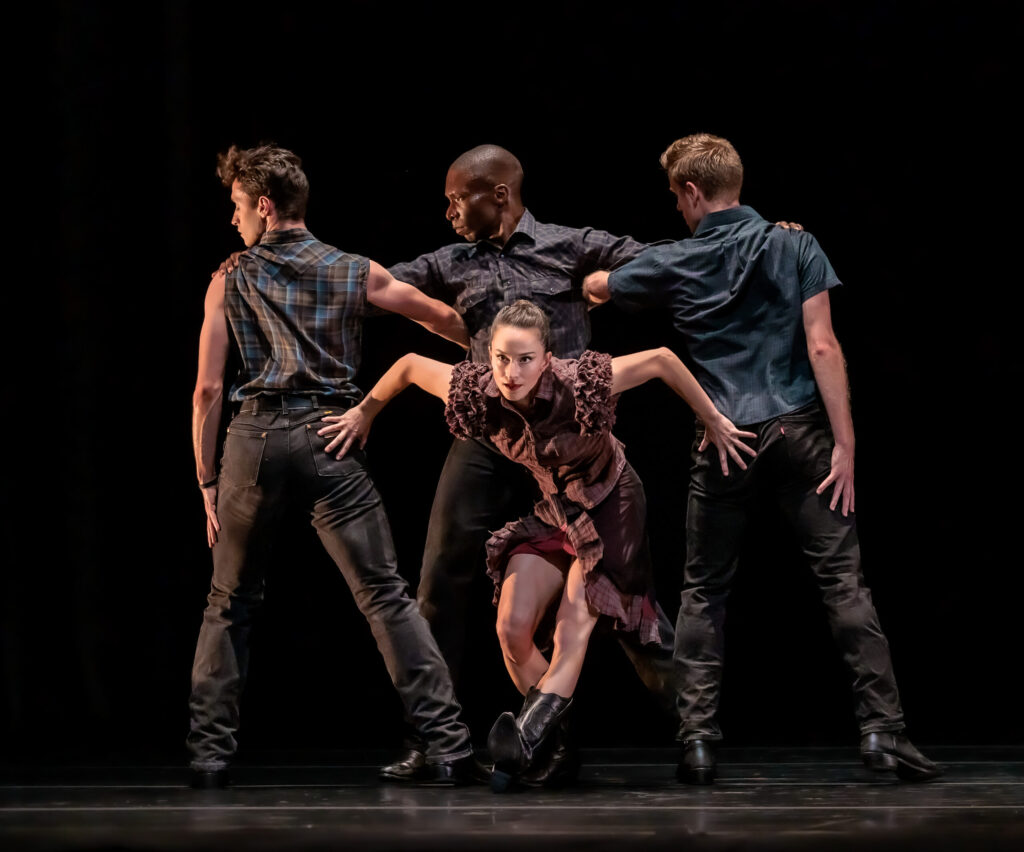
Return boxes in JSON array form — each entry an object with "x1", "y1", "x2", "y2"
[
  {"x1": 380, "y1": 144, "x2": 680, "y2": 785},
  {"x1": 188, "y1": 144, "x2": 486, "y2": 789}
]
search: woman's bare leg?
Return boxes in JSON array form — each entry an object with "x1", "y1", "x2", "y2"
[
  {"x1": 495, "y1": 553, "x2": 566, "y2": 694},
  {"x1": 537, "y1": 559, "x2": 599, "y2": 698}
]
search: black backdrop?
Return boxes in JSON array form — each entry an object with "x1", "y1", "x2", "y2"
[{"x1": 7, "y1": 1, "x2": 1021, "y2": 763}]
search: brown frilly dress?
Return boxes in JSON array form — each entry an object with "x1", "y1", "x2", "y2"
[{"x1": 445, "y1": 351, "x2": 661, "y2": 645}]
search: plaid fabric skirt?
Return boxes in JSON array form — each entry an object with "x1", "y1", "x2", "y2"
[{"x1": 484, "y1": 462, "x2": 661, "y2": 646}]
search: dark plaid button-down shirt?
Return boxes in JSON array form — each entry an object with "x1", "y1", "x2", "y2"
[
  {"x1": 224, "y1": 227, "x2": 368, "y2": 404},
  {"x1": 389, "y1": 210, "x2": 648, "y2": 363}
]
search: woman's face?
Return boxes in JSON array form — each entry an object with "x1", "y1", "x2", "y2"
[{"x1": 489, "y1": 324, "x2": 551, "y2": 410}]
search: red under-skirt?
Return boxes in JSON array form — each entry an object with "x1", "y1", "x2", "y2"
[{"x1": 485, "y1": 462, "x2": 661, "y2": 646}]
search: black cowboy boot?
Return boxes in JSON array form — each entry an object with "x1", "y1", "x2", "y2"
[
  {"x1": 487, "y1": 686, "x2": 573, "y2": 792},
  {"x1": 519, "y1": 701, "x2": 580, "y2": 788},
  {"x1": 861, "y1": 731, "x2": 944, "y2": 782}
]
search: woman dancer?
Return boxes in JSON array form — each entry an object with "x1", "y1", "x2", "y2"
[{"x1": 318, "y1": 300, "x2": 756, "y2": 790}]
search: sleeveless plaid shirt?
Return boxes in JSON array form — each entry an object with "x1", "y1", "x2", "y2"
[{"x1": 224, "y1": 228, "x2": 368, "y2": 404}]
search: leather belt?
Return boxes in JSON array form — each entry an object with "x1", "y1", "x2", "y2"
[{"x1": 236, "y1": 394, "x2": 351, "y2": 414}]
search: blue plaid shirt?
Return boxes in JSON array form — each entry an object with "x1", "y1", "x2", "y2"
[
  {"x1": 389, "y1": 210, "x2": 648, "y2": 363},
  {"x1": 225, "y1": 228, "x2": 368, "y2": 404}
]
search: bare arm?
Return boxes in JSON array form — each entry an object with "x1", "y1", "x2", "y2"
[
  {"x1": 611, "y1": 348, "x2": 757, "y2": 475},
  {"x1": 366, "y1": 260, "x2": 469, "y2": 349},
  {"x1": 192, "y1": 271, "x2": 230, "y2": 547},
  {"x1": 317, "y1": 353, "x2": 455, "y2": 458},
  {"x1": 802, "y1": 290, "x2": 855, "y2": 516}
]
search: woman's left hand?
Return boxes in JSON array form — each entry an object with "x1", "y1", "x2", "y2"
[{"x1": 698, "y1": 413, "x2": 758, "y2": 476}]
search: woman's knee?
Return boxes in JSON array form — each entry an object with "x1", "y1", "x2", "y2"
[{"x1": 495, "y1": 609, "x2": 536, "y2": 660}]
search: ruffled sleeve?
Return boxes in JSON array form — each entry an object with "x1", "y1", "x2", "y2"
[
  {"x1": 444, "y1": 361, "x2": 492, "y2": 439},
  {"x1": 573, "y1": 350, "x2": 616, "y2": 435}
]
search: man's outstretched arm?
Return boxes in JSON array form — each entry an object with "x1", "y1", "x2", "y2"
[
  {"x1": 366, "y1": 260, "x2": 469, "y2": 349},
  {"x1": 192, "y1": 270, "x2": 230, "y2": 547}
]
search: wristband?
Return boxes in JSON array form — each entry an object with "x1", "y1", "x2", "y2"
[{"x1": 200, "y1": 476, "x2": 219, "y2": 489}]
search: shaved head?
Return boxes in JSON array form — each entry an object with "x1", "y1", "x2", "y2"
[{"x1": 449, "y1": 145, "x2": 523, "y2": 198}]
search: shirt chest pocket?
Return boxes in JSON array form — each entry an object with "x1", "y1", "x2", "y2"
[
  {"x1": 510, "y1": 275, "x2": 574, "y2": 305},
  {"x1": 454, "y1": 280, "x2": 494, "y2": 331}
]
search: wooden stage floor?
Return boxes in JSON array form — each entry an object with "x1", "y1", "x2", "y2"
[{"x1": 2, "y1": 745, "x2": 1021, "y2": 851}]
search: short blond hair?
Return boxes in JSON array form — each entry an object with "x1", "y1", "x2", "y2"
[{"x1": 660, "y1": 133, "x2": 743, "y2": 201}]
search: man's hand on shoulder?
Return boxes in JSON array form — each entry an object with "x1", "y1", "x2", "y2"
[
  {"x1": 775, "y1": 221, "x2": 804, "y2": 231},
  {"x1": 214, "y1": 251, "x2": 245, "y2": 277}
]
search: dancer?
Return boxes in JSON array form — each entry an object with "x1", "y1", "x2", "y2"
[
  {"x1": 219, "y1": 144, "x2": 800, "y2": 784},
  {"x1": 585, "y1": 133, "x2": 942, "y2": 783},
  {"x1": 188, "y1": 143, "x2": 485, "y2": 788},
  {"x1": 378, "y1": 145, "x2": 677, "y2": 782},
  {"x1": 318, "y1": 299, "x2": 756, "y2": 790}
]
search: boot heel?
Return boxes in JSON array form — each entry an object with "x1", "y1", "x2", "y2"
[{"x1": 862, "y1": 751, "x2": 898, "y2": 772}]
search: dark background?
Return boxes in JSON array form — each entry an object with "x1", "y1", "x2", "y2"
[{"x1": 7, "y1": 1, "x2": 1021, "y2": 764}]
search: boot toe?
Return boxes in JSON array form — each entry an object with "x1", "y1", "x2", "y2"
[
  {"x1": 861, "y1": 732, "x2": 944, "y2": 782},
  {"x1": 378, "y1": 749, "x2": 429, "y2": 783}
]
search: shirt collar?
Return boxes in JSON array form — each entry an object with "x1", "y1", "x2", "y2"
[
  {"x1": 692, "y1": 205, "x2": 759, "y2": 237},
  {"x1": 472, "y1": 209, "x2": 537, "y2": 255}
]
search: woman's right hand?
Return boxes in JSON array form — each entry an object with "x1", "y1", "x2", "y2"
[
  {"x1": 698, "y1": 412, "x2": 758, "y2": 476},
  {"x1": 318, "y1": 404, "x2": 375, "y2": 459}
]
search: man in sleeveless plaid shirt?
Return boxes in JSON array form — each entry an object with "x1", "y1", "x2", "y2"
[{"x1": 187, "y1": 144, "x2": 487, "y2": 789}]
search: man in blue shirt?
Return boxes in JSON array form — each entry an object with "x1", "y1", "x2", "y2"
[{"x1": 585, "y1": 133, "x2": 941, "y2": 785}]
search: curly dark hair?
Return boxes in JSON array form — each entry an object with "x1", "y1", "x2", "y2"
[{"x1": 216, "y1": 144, "x2": 309, "y2": 220}]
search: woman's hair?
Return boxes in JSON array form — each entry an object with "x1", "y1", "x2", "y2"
[{"x1": 489, "y1": 299, "x2": 551, "y2": 351}]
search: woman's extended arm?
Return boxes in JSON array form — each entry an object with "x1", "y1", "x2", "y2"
[
  {"x1": 317, "y1": 354, "x2": 454, "y2": 458},
  {"x1": 610, "y1": 347, "x2": 757, "y2": 475}
]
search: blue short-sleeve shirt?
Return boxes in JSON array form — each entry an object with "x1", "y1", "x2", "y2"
[{"x1": 608, "y1": 206, "x2": 841, "y2": 425}]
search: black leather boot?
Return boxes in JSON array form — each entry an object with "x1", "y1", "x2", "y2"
[
  {"x1": 378, "y1": 748, "x2": 428, "y2": 783},
  {"x1": 519, "y1": 702, "x2": 580, "y2": 788},
  {"x1": 676, "y1": 739, "x2": 716, "y2": 785},
  {"x1": 487, "y1": 686, "x2": 573, "y2": 792},
  {"x1": 861, "y1": 731, "x2": 944, "y2": 781}
]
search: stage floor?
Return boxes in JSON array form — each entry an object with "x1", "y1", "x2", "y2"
[{"x1": 2, "y1": 745, "x2": 1021, "y2": 851}]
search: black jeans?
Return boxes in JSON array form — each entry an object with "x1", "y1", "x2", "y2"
[
  {"x1": 674, "y1": 402, "x2": 905, "y2": 742},
  {"x1": 187, "y1": 404, "x2": 471, "y2": 770},
  {"x1": 416, "y1": 437, "x2": 679, "y2": 726}
]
